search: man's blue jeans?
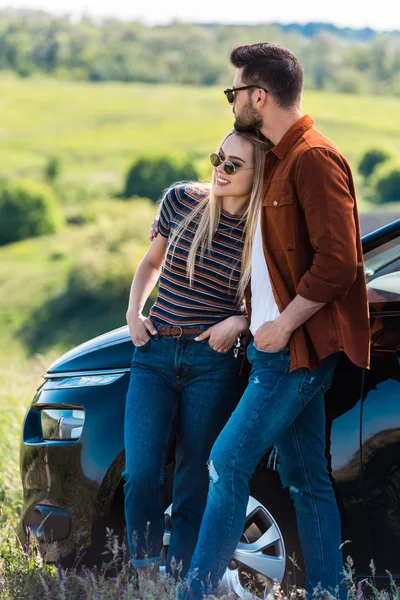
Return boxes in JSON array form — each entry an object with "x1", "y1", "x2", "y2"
[
  {"x1": 179, "y1": 340, "x2": 343, "y2": 599},
  {"x1": 122, "y1": 327, "x2": 242, "y2": 576}
]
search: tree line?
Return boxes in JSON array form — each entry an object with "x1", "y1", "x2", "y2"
[
  {"x1": 1, "y1": 145, "x2": 398, "y2": 248},
  {"x1": 1, "y1": 9, "x2": 400, "y2": 95}
]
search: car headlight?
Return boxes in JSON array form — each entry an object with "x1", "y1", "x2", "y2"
[
  {"x1": 41, "y1": 408, "x2": 85, "y2": 441},
  {"x1": 44, "y1": 373, "x2": 125, "y2": 389}
]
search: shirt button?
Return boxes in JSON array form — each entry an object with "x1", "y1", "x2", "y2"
[{"x1": 273, "y1": 200, "x2": 278, "y2": 206}]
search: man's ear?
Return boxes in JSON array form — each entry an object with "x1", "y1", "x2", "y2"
[{"x1": 256, "y1": 90, "x2": 268, "y2": 107}]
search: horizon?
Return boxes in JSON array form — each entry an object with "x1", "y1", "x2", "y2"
[
  {"x1": 2, "y1": 0, "x2": 400, "y2": 32},
  {"x1": 4, "y1": 12, "x2": 400, "y2": 34}
]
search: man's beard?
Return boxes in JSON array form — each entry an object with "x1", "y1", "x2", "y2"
[{"x1": 234, "y1": 100, "x2": 263, "y2": 132}]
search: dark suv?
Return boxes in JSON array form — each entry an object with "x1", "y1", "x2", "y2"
[{"x1": 19, "y1": 219, "x2": 400, "y2": 599}]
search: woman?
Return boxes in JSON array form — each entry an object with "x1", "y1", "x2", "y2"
[{"x1": 122, "y1": 129, "x2": 269, "y2": 582}]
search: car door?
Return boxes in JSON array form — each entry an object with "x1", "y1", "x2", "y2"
[{"x1": 359, "y1": 221, "x2": 400, "y2": 579}]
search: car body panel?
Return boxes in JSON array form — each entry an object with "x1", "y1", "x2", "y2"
[
  {"x1": 47, "y1": 326, "x2": 133, "y2": 373},
  {"x1": 19, "y1": 374, "x2": 130, "y2": 561},
  {"x1": 360, "y1": 340, "x2": 400, "y2": 576}
]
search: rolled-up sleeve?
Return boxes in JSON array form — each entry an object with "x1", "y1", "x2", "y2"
[{"x1": 295, "y1": 147, "x2": 358, "y2": 303}]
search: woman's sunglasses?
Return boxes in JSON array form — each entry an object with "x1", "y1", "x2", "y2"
[
  {"x1": 223, "y1": 85, "x2": 269, "y2": 104},
  {"x1": 209, "y1": 152, "x2": 254, "y2": 175}
]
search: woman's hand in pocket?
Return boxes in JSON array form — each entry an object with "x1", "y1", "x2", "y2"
[
  {"x1": 195, "y1": 316, "x2": 249, "y2": 353},
  {"x1": 126, "y1": 311, "x2": 157, "y2": 347}
]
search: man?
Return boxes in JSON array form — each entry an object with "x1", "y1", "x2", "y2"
[
  {"x1": 149, "y1": 43, "x2": 369, "y2": 598},
  {"x1": 178, "y1": 42, "x2": 370, "y2": 599}
]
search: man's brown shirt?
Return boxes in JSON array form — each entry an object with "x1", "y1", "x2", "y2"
[{"x1": 245, "y1": 115, "x2": 370, "y2": 372}]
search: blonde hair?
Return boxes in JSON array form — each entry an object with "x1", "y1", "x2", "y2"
[{"x1": 165, "y1": 130, "x2": 271, "y2": 303}]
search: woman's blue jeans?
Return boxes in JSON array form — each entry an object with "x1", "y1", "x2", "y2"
[
  {"x1": 122, "y1": 326, "x2": 242, "y2": 577},
  {"x1": 179, "y1": 340, "x2": 344, "y2": 599}
]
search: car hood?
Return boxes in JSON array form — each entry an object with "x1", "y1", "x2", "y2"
[{"x1": 46, "y1": 326, "x2": 134, "y2": 374}]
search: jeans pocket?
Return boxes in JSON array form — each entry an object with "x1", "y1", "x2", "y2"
[
  {"x1": 299, "y1": 357, "x2": 337, "y2": 404},
  {"x1": 253, "y1": 341, "x2": 289, "y2": 355},
  {"x1": 207, "y1": 341, "x2": 232, "y2": 356},
  {"x1": 299, "y1": 371, "x2": 318, "y2": 404},
  {"x1": 134, "y1": 336, "x2": 153, "y2": 351}
]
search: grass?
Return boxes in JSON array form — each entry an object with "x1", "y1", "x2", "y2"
[
  {"x1": 1, "y1": 75, "x2": 400, "y2": 204},
  {"x1": 0, "y1": 357, "x2": 43, "y2": 526},
  {"x1": 0, "y1": 526, "x2": 399, "y2": 599}
]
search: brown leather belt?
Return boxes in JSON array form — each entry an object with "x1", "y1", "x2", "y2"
[{"x1": 158, "y1": 325, "x2": 203, "y2": 339}]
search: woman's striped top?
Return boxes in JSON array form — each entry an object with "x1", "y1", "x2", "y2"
[{"x1": 149, "y1": 185, "x2": 246, "y2": 326}]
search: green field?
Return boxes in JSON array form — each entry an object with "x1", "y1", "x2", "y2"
[{"x1": 2, "y1": 75, "x2": 400, "y2": 199}]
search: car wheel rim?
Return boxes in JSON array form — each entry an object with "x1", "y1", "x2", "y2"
[{"x1": 163, "y1": 495, "x2": 286, "y2": 599}]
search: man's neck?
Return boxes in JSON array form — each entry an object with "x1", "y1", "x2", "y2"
[{"x1": 260, "y1": 108, "x2": 303, "y2": 146}]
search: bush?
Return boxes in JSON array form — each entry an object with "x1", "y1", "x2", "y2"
[
  {"x1": 0, "y1": 180, "x2": 64, "y2": 246},
  {"x1": 372, "y1": 161, "x2": 400, "y2": 203},
  {"x1": 66, "y1": 248, "x2": 134, "y2": 307},
  {"x1": 64, "y1": 209, "x2": 152, "y2": 309},
  {"x1": 335, "y1": 68, "x2": 367, "y2": 94},
  {"x1": 44, "y1": 156, "x2": 61, "y2": 182},
  {"x1": 358, "y1": 148, "x2": 391, "y2": 179},
  {"x1": 123, "y1": 156, "x2": 199, "y2": 201},
  {"x1": 18, "y1": 199, "x2": 157, "y2": 354}
]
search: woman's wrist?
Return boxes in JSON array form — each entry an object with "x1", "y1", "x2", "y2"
[
  {"x1": 126, "y1": 308, "x2": 142, "y2": 321},
  {"x1": 231, "y1": 315, "x2": 249, "y2": 335}
]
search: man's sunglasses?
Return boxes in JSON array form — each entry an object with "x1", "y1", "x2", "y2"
[
  {"x1": 223, "y1": 85, "x2": 269, "y2": 104},
  {"x1": 209, "y1": 152, "x2": 254, "y2": 175}
]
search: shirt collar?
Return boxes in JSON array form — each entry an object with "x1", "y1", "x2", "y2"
[{"x1": 270, "y1": 114, "x2": 314, "y2": 160}]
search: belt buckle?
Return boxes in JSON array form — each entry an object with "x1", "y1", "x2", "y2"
[{"x1": 172, "y1": 326, "x2": 183, "y2": 339}]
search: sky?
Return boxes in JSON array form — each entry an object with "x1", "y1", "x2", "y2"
[{"x1": 2, "y1": 0, "x2": 400, "y2": 31}]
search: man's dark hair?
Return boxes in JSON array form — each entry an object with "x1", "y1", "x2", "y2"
[{"x1": 230, "y1": 42, "x2": 304, "y2": 108}]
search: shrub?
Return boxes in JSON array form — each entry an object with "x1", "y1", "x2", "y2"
[
  {"x1": 0, "y1": 180, "x2": 64, "y2": 246},
  {"x1": 372, "y1": 160, "x2": 400, "y2": 203},
  {"x1": 123, "y1": 156, "x2": 199, "y2": 201},
  {"x1": 358, "y1": 148, "x2": 391, "y2": 179},
  {"x1": 64, "y1": 214, "x2": 152, "y2": 310},
  {"x1": 335, "y1": 69, "x2": 367, "y2": 94},
  {"x1": 66, "y1": 248, "x2": 134, "y2": 307},
  {"x1": 44, "y1": 156, "x2": 61, "y2": 182},
  {"x1": 18, "y1": 199, "x2": 158, "y2": 354}
]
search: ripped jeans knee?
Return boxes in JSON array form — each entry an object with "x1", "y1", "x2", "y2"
[
  {"x1": 206, "y1": 451, "x2": 242, "y2": 487},
  {"x1": 207, "y1": 459, "x2": 220, "y2": 483}
]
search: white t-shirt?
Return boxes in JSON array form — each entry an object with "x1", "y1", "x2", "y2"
[{"x1": 250, "y1": 212, "x2": 280, "y2": 335}]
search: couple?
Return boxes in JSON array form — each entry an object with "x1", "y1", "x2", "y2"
[{"x1": 122, "y1": 42, "x2": 370, "y2": 599}]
